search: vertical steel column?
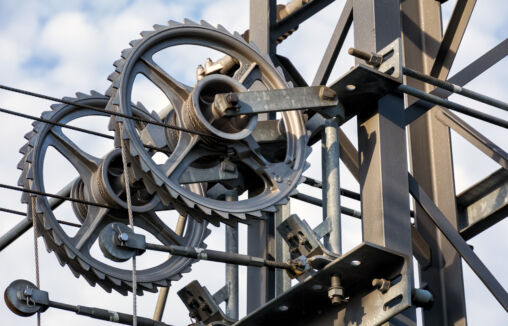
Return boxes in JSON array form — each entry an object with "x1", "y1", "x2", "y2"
[
  {"x1": 247, "y1": 0, "x2": 277, "y2": 314},
  {"x1": 274, "y1": 203, "x2": 291, "y2": 296},
  {"x1": 353, "y1": 0, "x2": 416, "y2": 324},
  {"x1": 321, "y1": 118, "x2": 342, "y2": 254},
  {"x1": 225, "y1": 191, "x2": 239, "y2": 319},
  {"x1": 402, "y1": 1, "x2": 468, "y2": 325}
]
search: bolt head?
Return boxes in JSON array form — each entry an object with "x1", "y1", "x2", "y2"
[
  {"x1": 118, "y1": 233, "x2": 129, "y2": 242},
  {"x1": 328, "y1": 287, "x2": 345, "y2": 299}
]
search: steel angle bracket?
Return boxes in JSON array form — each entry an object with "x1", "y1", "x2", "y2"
[
  {"x1": 329, "y1": 38, "x2": 402, "y2": 122},
  {"x1": 234, "y1": 242, "x2": 411, "y2": 326}
]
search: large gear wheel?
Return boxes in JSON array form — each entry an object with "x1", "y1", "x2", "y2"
[
  {"x1": 106, "y1": 20, "x2": 310, "y2": 225},
  {"x1": 18, "y1": 91, "x2": 210, "y2": 295}
]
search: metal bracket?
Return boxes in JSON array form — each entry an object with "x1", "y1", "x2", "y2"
[
  {"x1": 178, "y1": 281, "x2": 235, "y2": 326},
  {"x1": 213, "y1": 86, "x2": 346, "y2": 120},
  {"x1": 329, "y1": 38, "x2": 403, "y2": 121},
  {"x1": 234, "y1": 242, "x2": 411, "y2": 326},
  {"x1": 212, "y1": 285, "x2": 230, "y2": 306}
]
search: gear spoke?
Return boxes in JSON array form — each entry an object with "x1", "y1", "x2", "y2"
[
  {"x1": 161, "y1": 132, "x2": 199, "y2": 178},
  {"x1": 48, "y1": 127, "x2": 100, "y2": 179},
  {"x1": 72, "y1": 205, "x2": 110, "y2": 252},
  {"x1": 138, "y1": 55, "x2": 192, "y2": 109},
  {"x1": 233, "y1": 62, "x2": 262, "y2": 89},
  {"x1": 135, "y1": 211, "x2": 184, "y2": 246}
]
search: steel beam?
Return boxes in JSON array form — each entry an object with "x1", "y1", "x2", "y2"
[
  {"x1": 225, "y1": 192, "x2": 239, "y2": 319},
  {"x1": 408, "y1": 174, "x2": 508, "y2": 311},
  {"x1": 271, "y1": 0, "x2": 335, "y2": 42},
  {"x1": 274, "y1": 204, "x2": 291, "y2": 297},
  {"x1": 402, "y1": 1, "x2": 468, "y2": 324},
  {"x1": 430, "y1": 0, "x2": 477, "y2": 79},
  {"x1": 457, "y1": 168, "x2": 508, "y2": 240},
  {"x1": 247, "y1": 0, "x2": 277, "y2": 314},
  {"x1": 405, "y1": 38, "x2": 508, "y2": 125},
  {"x1": 312, "y1": 0, "x2": 353, "y2": 86},
  {"x1": 353, "y1": 1, "x2": 416, "y2": 324}
]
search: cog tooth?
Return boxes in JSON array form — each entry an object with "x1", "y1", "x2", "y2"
[
  {"x1": 51, "y1": 230, "x2": 63, "y2": 246},
  {"x1": 139, "y1": 282, "x2": 155, "y2": 292},
  {"x1": 140, "y1": 30, "x2": 154, "y2": 38},
  {"x1": 81, "y1": 273, "x2": 96, "y2": 286},
  {"x1": 200, "y1": 20, "x2": 214, "y2": 28},
  {"x1": 262, "y1": 205, "x2": 278, "y2": 213},
  {"x1": 25, "y1": 150, "x2": 33, "y2": 164},
  {"x1": 55, "y1": 252, "x2": 66, "y2": 266},
  {"x1": 90, "y1": 90, "x2": 103, "y2": 97},
  {"x1": 76, "y1": 258, "x2": 90, "y2": 271},
  {"x1": 152, "y1": 173, "x2": 164, "y2": 187},
  {"x1": 183, "y1": 18, "x2": 199, "y2": 26},
  {"x1": 19, "y1": 143, "x2": 30, "y2": 155},
  {"x1": 121, "y1": 48, "x2": 133, "y2": 59},
  {"x1": 105, "y1": 85, "x2": 116, "y2": 97},
  {"x1": 63, "y1": 245, "x2": 76, "y2": 260},
  {"x1": 25, "y1": 165, "x2": 34, "y2": 180},
  {"x1": 231, "y1": 212, "x2": 246, "y2": 220},
  {"x1": 129, "y1": 38, "x2": 143, "y2": 47},
  {"x1": 50, "y1": 103, "x2": 65, "y2": 110},
  {"x1": 166, "y1": 185, "x2": 179, "y2": 199},
  {"x1": 115, "y1": 286, "x2": 128, "y2": 296},
  {"x1": 135, "y1": 101, "x2": 148, "y2": 112},
  {"x1": 197, "y1": 204, "x2": 212, "y2": 215},
  {"x1": 91, "y1": 267, "x2": 106, "y2": 280},
  {"x1": 289, "y1": 188, "x2": 299, "y2": 196},
  {"x1": 169, "y1": 273, "x2": 182, "y2": 282},
  {"x1": 114, "y1": 60, "x2": 126, "y2": 72},
  {"x1": 303, "y1": 161, "x2": 311, "y2": 172},
  {"x1": 107, "y1": 275, "x2": 122, "y2": 287},
  {"x1": 96, "y1": 281, "x2": 112, "y2": 293},
  {"x1": 153, "y1": 24, "x2": 166, "y2": 31},
  {"x1": 180, "y1": 196, "x2": 196, "y2": 209},
  {"x1": 167, "y1": 20, "x2": 182, "y2": 27},
  {"x1": 67, "y1": 263, "x2": 81, "y2": 278},
  {"x1": 154, "y1": 279, "x2": 170, "y2": 287},
  {"x1": 24, "y1": 130, "x2": 35, "y2": 140},
  {"x1": 215, "y1": 210, "x2": 229, "y2": 220},
  {"x1": 276, "y1": 197, "x2": 289, "y2": 206},
  {"x1": 248, "y1": 210, "x2": 263, "y2": 218},
  {"x1": 75, "y1": 92, "x2": 88, "y2": 99},
  {"x1": 107, "y1": 71, "x2": 119, "y2": 82},
  {"x1": 216, "y1": 24, "x2": 230, "y2": 34}
]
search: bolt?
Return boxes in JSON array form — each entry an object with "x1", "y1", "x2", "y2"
[
  {"x1": 328, "y1": 274, "x2": 345, "y2": 305},
  {"x1": 226, "y1": 93, "x2": 239, "y2": 107},
  {"x1": 348, "y1": 47, "x2": 383, "y2": 67},
  {"x1": 319, "y1": 87, "x2": 337, "y2": 101},
  {"x1": 118, "y1": 232, "x2": 129, "y2": 243},
  {"x1": 372, "y1": 278, "x2": 390, "y2": 293},
  {"x1": 274, "y1": 175, "x2": 282, "y2": 183}
]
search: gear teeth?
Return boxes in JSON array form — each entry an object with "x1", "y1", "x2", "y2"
[
  {"x1": 200, "y1": 20, "x2": 214, "y2": 28},
  {"x1": 216, "y1": 24, "x2": 230, "y2": 34},
  {"x1": 105, "y1": 85, "x2": 117, "y2": 97},
  {"x1": 114, "y1": 60, "x2": 126, "y2": 72},
  {"x1": 215, "y1": 210, "x2": 229, "y2": 220},
  {"x1": 262, "y1": 206, "x2": 278, "y2": 213},
  {"x1": 180, "y1": 196, "x2": 196, "y2": 209},
  {"x1": 169, "y1": 272, "x2": 183, "y2": 282},
  {"x1": 289, "y1": 188, "x2": 299, "y2": 196},
  {"x1": 90, "y1": 90, "x2": 103, "y2": 97},
  {"x1": 107, "y1": 275, "x2": 122, "y2": 287},
  {"x1": 24, "y1": 130, "x2": 35, "y2": 141},
  {"x1": 55, "y1": 252, "x2": 66, "y2": 266},
  {"x1": 19, "y1": 143, "x2": 30, "y2": 155},
  {"x1": 167, "y1": 20, "x2": 182, "y2": 27},
  {"x1": 197, "y1": 204, "x2": 212, "y2": 215},
  {"x1": 129, "y1": 38, "x2": 143, "y2": 47},
  {"x1": 139, "y1": 282, "x2": 155, "y2": 292},
  {"x1": 183, "y1": 18, "x2": 199, "y2": 26},
  {"x1": 25, "y1": 150, "x2": 33, "y2": 164},
  {"x1": 51, "y1": 230, "x2": 63, "y2": 246},
  {"x1": 96, "y1": 281, "x2": 113, "y2": 293},
  {"x1": 231, "y1": 212, "x2": 246, "y2": 220},
  {"x1": 67, "y1": 264, "x2": 81, "y2": 278},
  {"x1": 50, "y1": 103, "x2": 65, "y2": 110},
  {"x1": 77, "y1": 258, "x2": 90, "y2": 271},
  {"x1": 153, "y1": 24, "x2": 166, "y2": 31},
  {"x1": 63, "y1": 245, "x2": 76, "y2": 260},
  {"x1": 91, "y1": 267, "x2": 106, "y2": 280},
  {"x1": 107, "y1": 71, "x2": 120, "y2": 82},
  {"x1": 121, "y1": 48, "x2": 133, "y2": 59},
  {"x1": 140, "y1": 30, "x2": 154, "y2": 38},
  {"x1": 75, "y1": 92, "x2": 88, "y2": 99},
  {"x1": 248, "y1": 210, "x2": 263, "y2": 218},
  {"x1": 136, "y1": 101, "x2": 148, "y2": 112},
  {"x1": 82, "y1": 273, "x2": 96, "y2": 287},
  {"x1": 166, "y1": 186, "x2": 179, "y2": 199}
]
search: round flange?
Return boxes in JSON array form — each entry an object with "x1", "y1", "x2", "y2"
[
  {"x1": 4, "y1": 280, "x2": 42, "y2": 317},
  {"x1": 99, "y1": 222, "x2": 138, "y2": 262}
]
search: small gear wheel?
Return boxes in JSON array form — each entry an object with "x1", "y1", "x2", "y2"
[
  {"x1": 18, "y1": 91, "x2": 210, "y2": 295},
  {"x1": 106, "y1": 19, "x2": 310, "y2": 225}
]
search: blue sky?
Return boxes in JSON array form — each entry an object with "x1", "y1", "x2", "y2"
[{"x1": 0, "y1": 1, "x2": 506, "y2": 325}]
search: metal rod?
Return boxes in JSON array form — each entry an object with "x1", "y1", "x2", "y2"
[
  {"x1": 0, "y1": 106, "x2": 170, "y2": 154},
  {"x1": 303, "y1": 177, "x2": 361, "y2": 200},
  {"x1": 322, "y1": 118, "x2": 342, "y2": 254},
  {"x1": 144, "y1": 243, "x2": 292, "y2": 270},
  {"x1": 290, "y1": 193, "x2": 361, "y2": 218},
  {"x1": 0, "y1": 181, "x2": 75, "y2": 251},
  {"x1": 403, "y1": 67, "x2": 508, "y2": 111},
  {"x1": 0, "y1": 83, "x2": 213, "y2": 138},
  {"x1": 47, "y1": 300, "x2": 170, "y2": 326},
  {"x1": 225, "y1": 190, "x2": 239, "y2": 319},
  {"x1": 397, "y1": 84, "x2": 508, "y2": 129},
  {"x1": 0, "y1": 182, "x2": 116, "y2": 210}
]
